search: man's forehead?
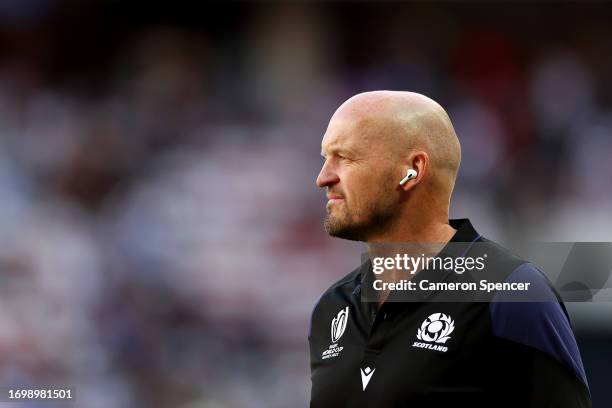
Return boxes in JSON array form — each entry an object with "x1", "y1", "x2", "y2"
[
  {"x1": 322, "y1": 112, "x2": 403, "y2": 155},
  {"x1": 321, "y1": 116, "x2": 374, "y2": 153}
]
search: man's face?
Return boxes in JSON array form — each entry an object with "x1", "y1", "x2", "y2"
[{"x1": 316, "y1": 116, "x2": 400, "y2": 241}]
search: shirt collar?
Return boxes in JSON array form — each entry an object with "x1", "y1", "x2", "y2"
[
  {"x1": 354, "y1": 218, "x2": 482, "y2": 296},
  {"x1": 448, "y1": 218, "x2": 480, "y2": 244},
  {"x1": 439, "y1": 218, "x2": 482, "y2": 258}
]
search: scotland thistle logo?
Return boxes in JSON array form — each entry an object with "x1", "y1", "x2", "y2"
[
  {"x1": 331, "y1": 306, "x2": 349, "y2": 343},
  {"x1": 416, "y1": 313, "x2": 455, "y2": 344}
]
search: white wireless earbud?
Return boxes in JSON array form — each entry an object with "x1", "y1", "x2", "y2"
[{"x1": 399, "y1": 169, "x2": 417, "y2": 186}]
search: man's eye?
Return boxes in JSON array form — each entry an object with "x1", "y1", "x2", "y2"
[{"x1": 339, "y1": 155, "x2": 355, "y2": 162}]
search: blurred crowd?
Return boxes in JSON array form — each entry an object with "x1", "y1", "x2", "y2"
[{"x1": 0, "y1": 2, "x2": 611, "y2": 407}]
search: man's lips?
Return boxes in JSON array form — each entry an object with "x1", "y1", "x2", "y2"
[{"x1": 327, "y1": 195, "x2": 344, "y2": 200}]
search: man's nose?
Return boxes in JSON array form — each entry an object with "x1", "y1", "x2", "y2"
[{"x1": 316, "y1": 161, "x2": 339, "y2": 188}]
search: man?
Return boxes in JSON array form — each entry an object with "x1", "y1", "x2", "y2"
[{"x1": 309, "y1": 91, "x2": 591, "y2": 407}]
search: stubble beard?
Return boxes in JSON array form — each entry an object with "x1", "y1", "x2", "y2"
[{"x1": 324, "y1": 198, "x2": 397, "y2": 242}]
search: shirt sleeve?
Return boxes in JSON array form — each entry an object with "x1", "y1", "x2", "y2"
[{"x1": 489, "y1": 263, "x2": 591, "y2": 407}]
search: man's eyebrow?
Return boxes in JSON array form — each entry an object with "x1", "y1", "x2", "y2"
[
  {"x1": 321, "y1": 146, "x2": 356, "y2": 158},
  {"x1": 320, "y1": 146, "x2": 333, "y2": 157}
]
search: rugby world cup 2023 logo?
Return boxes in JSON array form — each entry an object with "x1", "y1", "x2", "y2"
[
  {"x1": 322, "y1": 306, "x2": 349, "y2": 360},
  {"x1": 331, "y1": 306, "x2": 349, "y2": 343},
  {"x1": 416, "y1": 313, "x2": 455, "y2": 344}
]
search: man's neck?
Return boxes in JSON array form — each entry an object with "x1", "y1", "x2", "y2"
[
  {"x1": 366, "y1": 219, "x2": 456, "y2": 247},
  {"x1": 366, "y1": 219, "x2": 457, "y2": 309}
]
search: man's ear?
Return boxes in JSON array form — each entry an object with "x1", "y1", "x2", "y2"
[{"x1": 399, "y1": 151, "x2": 428, "y2": 190}]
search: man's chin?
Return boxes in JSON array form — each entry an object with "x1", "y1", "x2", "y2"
[
  {"x1": 324, "y1": 208, "x2": 396, "y2": 242},
  {"x1": 324, "y1": 217, "x2": 366, "y2": 242}
]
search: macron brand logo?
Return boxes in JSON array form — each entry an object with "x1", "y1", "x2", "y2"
[
  {"x1": 360, "y1": 367, "x2": 376, "y2": 390},
  {"x1": 331, "y1": 306, "x2": 349, "y2": 343},
  {"x1": 412, "y1": 312, "x2": 455, "y2": 353}
]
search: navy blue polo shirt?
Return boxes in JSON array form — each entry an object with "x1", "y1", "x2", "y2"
[{"x1": 309, "y1": 219, "x2": 591, "y2": 407}]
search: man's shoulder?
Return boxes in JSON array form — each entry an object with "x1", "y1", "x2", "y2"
[
  {"x1": 316, "y1": 262, "x2": 364, "y2": 305},
  {"x1": 468, "y1": 236, "x2": 563, "y2": 298},
  {"x1": 470, "y1": 237, "x2": 528, "y2": 277},
  {"x1": 310, "y1": 261, "x2": 366, "y2": 315},
  {"x1": 308, "y1": 262, "x2": 364, "y2": 340}
]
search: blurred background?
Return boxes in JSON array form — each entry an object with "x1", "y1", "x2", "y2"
[{"x1": 0, "y1": 1, "x2": 610, "y2": 407}]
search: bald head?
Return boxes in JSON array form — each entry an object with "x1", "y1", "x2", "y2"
[
  {"x1": 332, "y1": 91, "x2": 461, "y2": 190},
  {"x1": 317, "y1": 90, "x2": 462, "y2": 242}
]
